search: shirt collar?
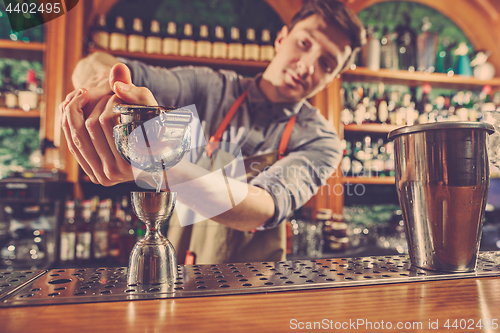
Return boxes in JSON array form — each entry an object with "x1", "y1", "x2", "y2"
[{"x1": 244, "y1": 73, "x2": 305, "y2": 120}]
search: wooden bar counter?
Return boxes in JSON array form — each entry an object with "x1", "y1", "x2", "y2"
[{"x1": 2, "y1": 276, "x2": 500, "y2": 332}]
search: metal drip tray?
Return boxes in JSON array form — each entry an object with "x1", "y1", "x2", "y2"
[
  {"x1": 0, "y1": 269, "x2": 46, "y2": 301},
  {"x1": 1, "y1": 252, "x2": 500, "y2": 307}
]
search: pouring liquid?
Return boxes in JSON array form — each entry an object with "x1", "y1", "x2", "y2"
[{"x1": 152, "y1": 171, "x2": 163, "y2": 193}]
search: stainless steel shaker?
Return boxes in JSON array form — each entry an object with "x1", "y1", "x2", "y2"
[{"x1": 388, "y1": 122, "x2": 494, "y2": 272}]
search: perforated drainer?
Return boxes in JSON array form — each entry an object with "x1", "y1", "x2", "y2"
[
  {"x1": 0, "y1": 269, "x2": 47, "y2": 302},
  {"x1": 1, "y1": 252, "x2": 499, "y2": 307}
]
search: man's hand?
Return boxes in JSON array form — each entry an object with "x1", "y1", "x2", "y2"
[{"x1": 60, "y1": 62, "x2": 158, "y2": 186}]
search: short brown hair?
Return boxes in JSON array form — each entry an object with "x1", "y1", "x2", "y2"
[{"x1": 289, "y1": 0, "x2": 366, "y2": 71}]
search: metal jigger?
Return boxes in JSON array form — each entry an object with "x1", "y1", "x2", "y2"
[
  {"x1": 128, "y1": 192, "x2": 177, "y2": 285},
  {"x1": 113, "y1": 104, "x2": 192, "y2": 286}
]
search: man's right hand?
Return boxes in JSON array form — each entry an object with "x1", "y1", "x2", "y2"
[{"x1": 60, "y1": 57, "x2": 158, "y2": 186}]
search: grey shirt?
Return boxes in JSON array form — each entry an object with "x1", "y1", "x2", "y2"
[{"x1": 121, "y1": 59, "x2": 342, "y2": 229}]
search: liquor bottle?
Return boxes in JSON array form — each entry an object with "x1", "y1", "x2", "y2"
[
  {"x1": 91, "y1": 14, "x2": 109, "y2": 50},
  {"x1": 435, "y1": 36, "x2": 455, "y2": 74},
  {"x1": 17, "y1": 69, "x2": 38, "y2": 111},
  {"x1": 371, "y1": 138, "x2": 385, "y2": 177},
  {"x1": 146, "y1": 20, "x2": 162, "y2": 54},
  {"x1": 351, "y1": 140, "x2": 364, "y2": 177},
  {"x1": 128, "y1": 18, "x2": 145, "y2": 53},
  {"x1": 394, "y1": 13, "x2": 417, "y2": 71},
  {"x1": 108, "y1": 199, "x2": 124, "y2": 262},
  {"x1": 59, "y1": 200, "x2": 77, "y2": 264},
  {"x1": 75, "y1": 200, "x2": 93, "y2": 264},
  {"x1": 362, "y1": 136, "x2": 374, "y2": 176},
  {"x1": 259, "y1": 29, "x2": 274, "y2": 62},
  {"x1": 195, "y1": 24, "x2": 212, "y2": 58},
  {"x1": 119, "y1": 196, "x2": 136, "y2": 265},
  {"x1": 416, "y1": 17, "x2": 439, "y2": 72},
  {"x1": 366, "y1": 26, "x2": 380, "y2": 71},
  {"x1": 93, "y1": 199, "x2": 110, "y2": 262},
  {"x1": 179, "y1": 23, "x2": 196, "y2": 57},
  {"x1": 383, "y1": 142, "x2": 395, "y2": 177},
  {"x1": 109, "y1": 16, "x2": 127, "y2": 51},
  {"x1": 244, "y1": 28, "x2": 260, "y2": 61},
  {"x1": 227, "y1": 27, "x2": 243, "y2": 60},
  {"x1": 212, "y1": 26, "x2": 227, "y2": 59},
  {"x1": 380, "y1": 27, "x2": 398, "y2": 70},
  {"x1": 162, "y1": 22, "x2": 179, "y2": 55},
  {"x1": 1, "y1": 65, "x2": 18, "y2": 108},
  {"x1": 375, "y1": 83, "x2": 389, "y2": 124},
  {"x1": 340, "y1": 139, "x2": 351, "y2": 176}
]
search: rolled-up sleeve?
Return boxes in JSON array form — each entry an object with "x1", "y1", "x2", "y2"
[{"x1": 250, "y1": 113, "x2": 341, "y2": 230}]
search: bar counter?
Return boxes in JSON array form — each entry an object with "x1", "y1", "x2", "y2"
[
  {"x1": 2, "y1": 253, "x2": 500, "y2": 333},
  {"x1": 2, "y1": 277, "x2": 500, "y2": 332}
]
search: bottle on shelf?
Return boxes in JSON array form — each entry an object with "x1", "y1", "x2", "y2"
[
  {"x1": 1, "y1": 65, "x2": 18, "y2": 109},
  {"x1": 375, "y1": 83, "x2": 389, "y2": 124},
  {"x1": 146, "y1": 20, "x2": 162, "y2": 54},
  {"x1": 351, "y1": 140, "x2": 364, "y2": 177},
  {"x1": 362, "y1": 136, "x2": 374, "y2": 176},
  {"x1": 93, "y1": 199, "x2": 110, "y2": 263},
  {"x1": 366, "y1": 26, "x2": 381, "y2": 72},
  {"x1": 340, "y1": 139, "x2": 352, "y2": 176},
  {"x1": 416, "y1": 17, "x2": 439, "y2": 73},
  {"x1": 394, "y1": 13, "x2": 417, "y2": 71},
  {"x1": 227, "y1": 27, "x2": 243, "y2": 60},
  {"x1": 454, "y1": 42, "x2": 473, "y2": 77},
  {"x1": 435, "y1": 36, "x2": 453, "y2": 74},
  {"x1": 212, "y1": 26, "x2": 227, "y2": 59},
  {"x1": 17, "y1": 69, "x2": 38, "y2": 111},
  {"x1": 91, "y1": 14, "x2": 109, "y2": 50},
  {"x1": 119, "y1": 196, "x2": 136, "y2": 265},
  {"x1": 179, "y1": 23, "x2": 196, "y2": 57},
  {"x1": 59, "y1": 200, "x2": 77, "y2": 264},
  {"x1": 380, "y1": 27, "x2": 398, "y2": 70},
  {"x1": 162, "y1": 22, "x2": 179, "y2": 56},
  {"x1": 108, "y1": 199, "x2": 124, "y2": 262},
  {"x1": 128, "y1": 18, "x2": 145, "y2": 53},
  {"x1": 195, "y1": 24, "x2": 212, "y2": 58},
  {"x1": 259, "y1": 29, "x2": 275, "y2": 62},
  {"x1": 383, "y1": 141, "x2": 395, "y2": 177},
  {"x1": 75, "y1": 200, "x2": 93, "y2": 264},
  {"x1": 109, "y1": 16, "x2": 127, "y2": 51},
  {"x1": 371, "y1": 138, "x2": 386, "y2": 177},
  {"x1": 243, "y1": 28, "x2": 260, "y2": 61}
]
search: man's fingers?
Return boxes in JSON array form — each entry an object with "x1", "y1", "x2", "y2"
[
  {"x1": 85, "y1": 95, "x2": 121, "y2": 183},
  {"x1": 109, "y1": 63, "x2": 133, "y2": 88},
  {"x1": 113, "y1": 82, "x2": 158, "y2": 105},
  {"x1": 99, "y1": 95, "x2": 134, "y2": 176},
  {"x1": 65, "y1": 89, "x2": 111, "y2": 185},
  {"x1": 60, "y1": 98, "x2": 98, "y2": 183}
]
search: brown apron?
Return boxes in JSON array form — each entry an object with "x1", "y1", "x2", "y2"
[{"x1": 167, "y1": 92, "x2": 296, "y2": 264}]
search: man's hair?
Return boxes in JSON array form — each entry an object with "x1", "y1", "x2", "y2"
[{"x1": 289, "y1": 0, "x2": 366, "y2": 72}]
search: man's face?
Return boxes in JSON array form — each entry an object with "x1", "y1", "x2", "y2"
[{"x1": 262, "y1": 14, "x2": 352, "y2": 103}]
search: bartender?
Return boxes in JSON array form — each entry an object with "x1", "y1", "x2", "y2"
[{"x1": 60, "y1": 0, "x2": 366, "y2": 264}]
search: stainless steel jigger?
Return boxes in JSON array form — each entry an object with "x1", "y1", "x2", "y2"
[
  {"x1": 113, "y1": 104, "x2": 192, "y2": 286},
  {"x1": 128, "y1": 192, "x2": 177, "y2": 285}
]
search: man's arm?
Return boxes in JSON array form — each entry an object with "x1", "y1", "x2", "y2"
[
  {"x1": 62, "y1": 65, "x2": 274, "y2": 231},
  {"x1": 164, "y1": 160, "x2": 275, "y2": 232}
]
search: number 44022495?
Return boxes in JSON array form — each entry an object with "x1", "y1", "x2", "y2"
[
  {"x1": 5, "y1": 2, "x2": 61, "y2": 14},
  {"x1": 444, "y1": 319, "x2": 498, "y2": 330}
]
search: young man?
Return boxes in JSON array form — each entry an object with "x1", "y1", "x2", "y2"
[{"x1": 61, "y1": 0, "x2": 365, "y2": 264}]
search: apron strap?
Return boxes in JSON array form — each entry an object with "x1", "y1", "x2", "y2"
[
  {"x1": 206, "y1": 90, "x2": 248, "y2": 157},
  {"x1": 278, "y1": 115, "x2": 297, "y2": 160}
]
